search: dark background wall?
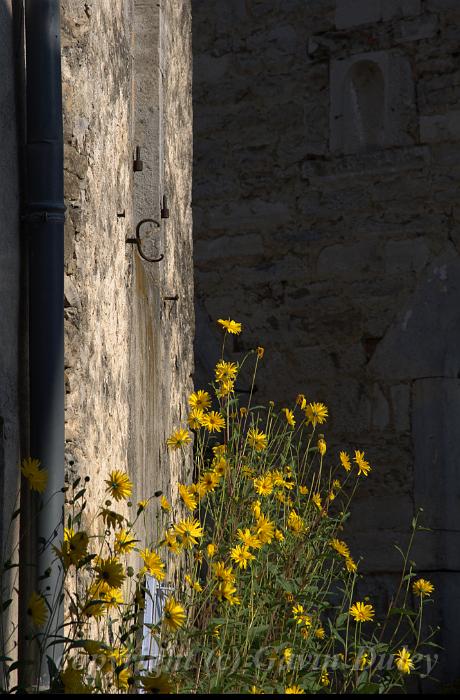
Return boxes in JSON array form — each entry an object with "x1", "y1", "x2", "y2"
[{"x1": 192, "y1": 0, "x2": 460, "y2": 686}]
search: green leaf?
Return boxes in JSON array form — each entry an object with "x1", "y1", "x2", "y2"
[{"x1": 356, "y1": 682, "x2": 381, "y2": 694}]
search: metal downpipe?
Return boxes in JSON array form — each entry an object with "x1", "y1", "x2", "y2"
[{"x1": 23, "y1": 0, "x2": 65, "y2": 682}]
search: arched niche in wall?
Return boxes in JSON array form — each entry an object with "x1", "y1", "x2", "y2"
[
  {"x1": 342, "y1": 60, "x2": 385, "y2": 153},
  {"x1": 330, "y1": 50, "x2": 415, "y2": 154}
]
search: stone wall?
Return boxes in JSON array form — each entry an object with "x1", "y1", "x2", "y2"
[
  {"x1": 61, "y1": 0, "x2": 193, "y2": 544},
  {"x1": 192, "y1": 0, "x2": 460, "y2": 684}
]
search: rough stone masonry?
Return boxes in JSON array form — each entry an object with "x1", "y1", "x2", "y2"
[{"x1": 192, "y1": 0, "x2": 460, "y2": 685}]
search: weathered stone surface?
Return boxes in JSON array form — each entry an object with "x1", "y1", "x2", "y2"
[{"x1": 61, "y1": 0, "x2": 194, "y2": 542}]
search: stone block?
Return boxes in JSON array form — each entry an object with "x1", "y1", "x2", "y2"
[
  {"x1": 369, "y1": 248, "x2": 460, "y2": 380},
  {"x1": 330, "y1": 50, "x2": 416, "y2": 154},
  {"x1": 317, "y1": 240, "x2": 380, "y2": 278},
  {"x1": 381, "y1": 0, "x2": 422, "y2": 20},
  {"x1": 412, "y1": 377, "x2": 460, "y2": 531},
  {"x1": 390, "y1": 384, "x2": 411, "y2": 432},
  {"x1": 395, "y1": 14, "x2": 438, "y2": 42},
  {"x1": 384, "y1": 237, "x2": 430, "y2": 274},
  {"x1": 335, "y1": 0, "x2": 380, "y2": 29},
  {"x1": 420, "y1": 110, "x2": 460, "y2": 143}
]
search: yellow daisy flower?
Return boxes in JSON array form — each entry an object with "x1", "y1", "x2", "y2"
[
  {"x1": 178, "y1": 483, "x2": 197, "y2": 511},
  {"x1": 217, "y1": 318, "x2": 242, "y2": 334},
  {"x1": 412, "y1": 578, "x2": 434, "y2": 597},
  {"x1": 354, "y1": 450, "x2": 372, "y2": 477},
  {"x1": 173, "y1": 518, "x2": 204, "y2": 548},
  {"x1": 200, "y1": 410, "x2": 225, "y2": 433},
  {"x1": 215, "y1": 360, "x2": 238, "y2": 383},
  {"x1": 255, "y1": 514, "x2": 275, "y2": 544},
  {"x1": 163, "y1": 597, "x2": 186, "y2": 631},
  {"x1": 188, "y1": 408, "x2": 205, "y2": 430},
  {"x1": 214, "y1": 580, "x2": 240, "y2": 605},
  {"x1": 285, "y1": 685, "x2": 305, "y2": 694},
  {"x1": 213, "y1": 561, "x2": 235, "y2": 583},
  {"x1": 339, "y1": 451, "x2": 352, "y2": 471},
  {"x1": 27, "y1": 592, "x2": 48, "y2": 628},
  {"x1": 114, "y1": 529, "x2": 137, "y2": 554},
  {"x1": 253, "y1": 473, "x2": 274, "y2": 496},
  {"x1": 283, "y1": 408, "x2": 296, "y2": 427},
  {"x1": 230, "y1": 544, "x2": 255, "y2": 570},
  {"x1": 394, "y1": 647, "x2": 415, "y2": 674},
  {"x1": 141, "y1": 672, "x2": 173, "y2": 694},
  {"x1": 105, "y1": 470, "x2": 133, "y2": 501},
  {"x1": 247, "y1": 427, "x2": 268, "y2": 452},
  {"x1": 160, "y1": 495, "x2": 171, "y2": 512},
  {"x1": 139, "y1": 548, "x2": 165, "y2": 580},
  {"x1": 166, "y1": 428, "x2": 192, "y2": 450},
  {"x1": 349, "y1": 601, "x2": 375, "y2": 623},
  {"x1": 21, "y1": 457, "x2": 48, "y2": 493},
  {"x1": 237, "y1": 528, "x2": 262, "y2": 549},
  {"x1": 188, "y1": 389, "x2": 211, "y2": 410},
  {"x1": 95, "y1": 557, "x2": 126, "y2": 589},
  {"x1": 317, "y1": 436, "x2": 327, "y2": 456},
  {"x1": 305, "y1": 402, "x2": 328, "y2": 427}
]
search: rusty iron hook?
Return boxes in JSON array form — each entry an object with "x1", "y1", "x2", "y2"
[{"x1": 126, "y1": 218, "x2": 164, "y2": 263}]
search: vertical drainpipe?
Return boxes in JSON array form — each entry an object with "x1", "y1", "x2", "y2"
[{"x1": 23, "y1": 0, "x2": 65, "y2": 681}]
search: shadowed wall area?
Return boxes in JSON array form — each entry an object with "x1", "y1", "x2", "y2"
[{"x1": 192, "y1": 0, "x2": 460, "y2": 687}]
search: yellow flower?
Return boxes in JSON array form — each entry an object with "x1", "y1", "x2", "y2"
[
  {"x1": 140, "y1": 548, "x2": 166, "y2": 580},
  {"x1": 287, "y1": 510, "x2": 305, "y2": 535},
  {"x1": 163, "y1": 596, "x2": 186, "y2": 631},
  {"x1": 305, "y1": 402, "x2": 328, "y2": 427},
  {"x1": 354, "y1": 450, "x2": 371, "y2": 477},
  {"x1": 166, "y1": 428, "x2": 192, "y2": 450},
  {"x1": 60, "y1": 666, "x2": 91, "y2": 694},
  {"x1": 296, "y1": 394, "x2": 307, "y2": 409},
  {"x1": 188, "y1": 408, "x2": 205, "y2": 430},
  {"x1": 345, "y1": 556, "x2": 357, "y2": 573},
  {"x1": 255, "y1": 514, "x2": 275, "y2": 544},
  {"x1": 292, "y1": 603, "x2": 312, "y2": 626},
  {"x1": 283, "y1": 408, "x2": 296, "y2": 427},
  {"x1": 317, "y1": 436, "x2": 326, "y2": 456},
  {"x1": 217, "y1": 318, "x2": 242, "y2": 334},
  {"x1": 142, "y1": 672, "x2": 173, "y2": 694},
  {"x1": 349, "y1": 601, "x2": 375, "y2": 622},
  {"x1": 247, "y1": 427, "x2": 268, "y2": 452},
  {"x1": 213, "y1": 456, "x2": 229, "y2": 478},
  {"x1": 256, "y1": 346, "x2": 264, "y2": 359},
  {"x1": 105, "y1": 470, "x2": 133, "y2": 501},
  {"x1": 330, "y1": 538, "x2": 350, "y2": 558},
  {"x1": 216, "y1": 379, "x2": 235, "y2": 398},
  {"x1": 412, "y1": 578, "x2": 434, "y2": 597},
  {"x1": 54, "y1": 530, "x2": 89, "y2": 569},
  {"x1": 95, "y1": 557, "x2": 126, "y2": 589},
  {"x1": 21, "y1": 457, "x2": 48, "y2": 493},
  {"x1": 188, "y1": 389, "x2": 212, "y2": 411},
  {"x1": 320, "y1": 670, "x2": 330, "y2": 687},
  {"x1": 237, "y1": 528, "x2": 262, "y2": 549},
  {"x1": 185, "y1": 574, "x2": 203, "y2": 592},
  {"x1": 215, "y1": 360, "x2": 238, "y2": 383},
  {"x1": 213, "y1": 561, "x2": 235, "y2": 583},
  {"x1": 163, "y1": 530, "x2": 182, "y2": 554},
  {"x1": 339, "y1": 451, "x2": 352, "y2": 471},
  {"x1": 315, "y1": 626, "x2": 326, "y2": 639},
  {"x1": 27, "y1": 592, "x2": 48, "y2": 628},
  {"x1": 116, "y1": 666, "x2": 135, "y2": 691},
  {"x1": 114, "y1": 529, "x2": 137, "y2": 554},
  {"x1": 253, "y1": 473, "x2": 274, "y2": 496},
  {"x1": 394, "y1": 647, "x2": 415, "y2": 674},
  {"x1": 137, "y1": 499, "x2": 148, "y2": 511},
  {"x1": 200, "y1": 411, "x2": 225, "y2": 433},
  {"x1": 230, "y1": 544, "x2": 255, "y2": 570},
  {"x1": 285, "y1": 685, "x2": 305, "y2": 694},
  {"x1": 275, "y1": 529, "x2": 285, "y2": 542},
  {"x1": 312, "y1": 493, "x2": 322, "y2": 510},
  {"x1": 214, "y1": 580, "x2": 240, "y2": 605},
  {"x1": 199, "y1": 470, "x2": 220, "y2": 493},
  {"x1": 251, "y1": 500, "x2": 262, "y2": 519},
  {"x1": 332, "y1": 479, "x2": 341, "y2": 489},
  {"x1": 190, "y1": 481, "x2": 207, "y2": 500},
  {"x1": 213, "y1": 444, "x2": 227, "y2": 456},
  {"x1": 207, "y1": 542, "x2": 217, "y2": 557},
  {"x1": 178, "y1": 483, "x2": 197, "y2": 511},
  {"x1": 173, "y1": 518, "x2": 204, "y2": 548},
  {"x1": 249, "y1": 685, "x2": 264, "y2": 694},
  {"x1": 299, "y1": 485, "x2": 308, "y2": 495},
  {"x1": 160, "y1": 495, "x2": 171, "y2": 512},
  {"x1": 102, "y1": 586, "x2": 124, "y2": 610}
]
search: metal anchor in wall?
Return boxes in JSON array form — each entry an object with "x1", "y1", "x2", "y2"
[{"x1": 126, "y1": 218, "x2": 164, "y2": 263}]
